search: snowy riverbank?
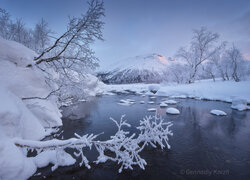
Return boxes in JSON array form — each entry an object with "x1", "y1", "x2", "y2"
[{"x1": 104, "y1": 78, "x2": 250, "y2": 105}]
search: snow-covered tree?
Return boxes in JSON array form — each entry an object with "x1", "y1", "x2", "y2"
[
  {"x1": 176, "y1": 27, "x2": 220, "y2": 83},
  {"x1": 33, "y1": 0, "x2": 104, "y2": 102},
  {"x1": 0, "y1": 8, "x2": 11, "y2": 39},
  {"x1": 224, "y1": 45, "x2": 246, "y2": 82},
  {"x1": 32, "y1": 18, "x2": 52, "y2": 53}
]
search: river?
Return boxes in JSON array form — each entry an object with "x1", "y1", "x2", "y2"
[{"x1": 31, "y1": 94, "x2": 250, "y2": 180}]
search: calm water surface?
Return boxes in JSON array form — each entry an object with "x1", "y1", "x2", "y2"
[{"x1": 31, "y1": 94, "x2": 250, "y2": 180}]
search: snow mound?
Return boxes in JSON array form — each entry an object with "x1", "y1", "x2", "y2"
[
  {"x1": 0, "y1": 37, "x2": 62, "y2": 127},
  {"x1": 118, "y1": 99, "x2": 135, "y2": 106},
  {"x1": 165, "y1": 100, "x2": 178, "y2": 105},
  {"x1": 0, "y1": 37, "x2": 36, "y2": 66},
  {"x1": 33, "y1": 150, "x2": 76, "y2": 171},
  {"x1": 210, "y1": 109, "x2": 227, "y2": 116},
  {"x1": 166, "y1": 107, "x2": 180, "y2": 115},
  {"x1": 98, "y1": 54, "x2": 172, "y2": 84},
  {"x1": 160, "y1": 102, "x2": 168, "y2": 108},
  {"x1": 0, "y1": 86, "x2": 45, "y2": 140},
  {"x1": 0, "y1": 132, "x2": 37, "y2": 180}
]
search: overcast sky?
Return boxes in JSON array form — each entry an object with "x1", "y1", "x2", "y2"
[{"x1": 1, "y1": 0, "x2": 250, "y2": 68}]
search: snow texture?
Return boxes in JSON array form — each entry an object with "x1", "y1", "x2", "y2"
[
  {"x1": 0, "y1": 131, "x2": 37, "y2": 180},
  {"x1": 0, "y1": 37, "x2": 62, "y2": 127},
  {"x1": 0, "y1": 37, "x2": 63, "y2": 180},
  {"x1": 0, "y1": 86, "x2": 45, "y2": 140},
  {"x1": 33, "y1": 149, "x2": 76, "y2": 171}
]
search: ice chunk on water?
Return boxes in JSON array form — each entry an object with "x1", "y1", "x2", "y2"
[
  {"x1": 210, "y1": 109, "x2": 227, "y2": 116},
  {"x1": 166, "y1": 107, "x2": 180, "y2": 115}
]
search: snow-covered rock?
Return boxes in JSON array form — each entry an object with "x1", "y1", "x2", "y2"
[
  {"x1": 147, "y1": 108, "x2": 157, "y2": 112},
  {"x1": 164, "y1": 100, "x2": 178, "y2": 105},
  {"x1": 160, "y1": 102, "x2": 168, "y2": 108},
  {"x1": 231, "y1": 99, "x2": 248, "y2": 111},
  {"x1": 148, "y1": 84, "x2": 161, "y2": 93},
  {"x1": 140, "y1": 101, "x2": 145, "y2": 104},
  {"x1": 166, "y1": 107, "x2": 180, "y2": 115},
  {"x1": 33, "y1": 150, "x2": 76, "y2": 171},
  {"x1": 98, "y1": 54, "x2": 172, "y2": 84},
  {"x1": 210, "y1": 109, "x2": 227, "y2": 116},
  {"x1": 118, "y1": 99, "x2": 135, "y2": 106}
]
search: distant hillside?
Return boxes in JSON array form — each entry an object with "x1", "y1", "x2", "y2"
[{"x1": 98, "y1": 53, "x2": 173, "y2": 84}]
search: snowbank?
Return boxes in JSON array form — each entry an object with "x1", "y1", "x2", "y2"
[
  {"x1": 157, "y1": 79, "x2": 250, "y2": 104},
  {"x1": 103, "y1": 79, "x2": 250, "y2": 105},
  {"x1": 0, "y1": 86, "x2": 45, "y2": 140},
  {"x1": 0, "y1": 37, "x2": 63, "y2": 179},
  {"x1": 0, "y1": 132, "x2": 37, "y2": 180},
  {"x1": 0, "y1": 37, "x2": 62, "y2": 127}
]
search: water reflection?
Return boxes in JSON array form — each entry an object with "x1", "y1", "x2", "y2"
[{"x1": 31, "y1": 95, "x2": 250, "y2": 180}]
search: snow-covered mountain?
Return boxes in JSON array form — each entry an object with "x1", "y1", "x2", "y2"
[{"x1": 98, "y1": 53, "x2": 173, "y2": 84}]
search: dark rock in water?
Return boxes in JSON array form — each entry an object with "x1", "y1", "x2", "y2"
[{"x1": 150, "y1": 90, "x2": 157, "y2": 94}]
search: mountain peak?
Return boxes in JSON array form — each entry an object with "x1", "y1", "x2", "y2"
[{"x1": 98, "y1": 53, "x2": 172, "y2": 84}]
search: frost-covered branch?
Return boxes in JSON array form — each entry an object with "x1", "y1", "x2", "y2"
[
  {"x1": 14, "y1": 115, "x2": 173, "y2": 173},
  {"x1": 137, "y1": 115, "x2": 173, "y2": 149}
]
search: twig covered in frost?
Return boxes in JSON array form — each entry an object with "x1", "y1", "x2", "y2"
[
  {"x1": 14, "y1": 115, "x2": 173, "y2": 173},
  {"x1": 94, "y1": 115, "x2": 147, "y2": 172},
  {"x1": 137, "y1": 115, "x2": 173, "y2": 149}
]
